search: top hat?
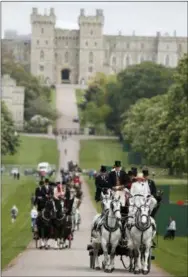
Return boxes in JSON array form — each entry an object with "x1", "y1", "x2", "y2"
[
  {"x1": 128, "y1": 170, "x2": 133, "y2": 176},
  {"x1": 142, "y1": 169, "x2": 149, "y2": 176},
  {"x1": 131, "y1": 167, "x2": 138, "y2": 177},
  {"x1": 45, "y1": 178, "x2": 49, "y2": 183},
  {"x1": 114, "y1": 161, "x2": 121, "y2": 167},
  {"x1": 100, "y1": 165, "x2": 107, "y2": 172}
]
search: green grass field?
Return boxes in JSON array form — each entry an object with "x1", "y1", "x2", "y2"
[
  {"x1": 80, "y1": 139, "x2": 188, "y2": 277},
  {"x1": 1, "y1": 135, "x2": 59, "y2": 269}
]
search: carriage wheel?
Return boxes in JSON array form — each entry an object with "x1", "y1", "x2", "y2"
[{"x1": 90, "y1": 254, "x2": 95, "y2": 269}]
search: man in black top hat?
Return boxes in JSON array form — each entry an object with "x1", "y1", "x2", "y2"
[
  {"x1": 34, "y1": 180, "x2": 45, "y2": 212},
  {"x1": 108, "y1": 161, "x2": 129, "y2": 189},
  {"x1": 142, "y1": 168, "x2": 161, "y2": 218},
  {"x1": 131, "y1": 167, "x2": 138, "y2": 182},
  {"x1": 95, "y1": 165, "x2": 109, "y2": 202}
]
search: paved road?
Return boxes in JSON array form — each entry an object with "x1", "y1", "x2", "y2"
[{"x1": 2, "y1": 85, "x2": 169, "y2": 276}]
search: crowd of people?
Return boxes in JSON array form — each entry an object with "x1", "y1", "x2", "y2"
[
  {"x1": 94, "y1": 161, "x2": 162, "y2": 220},
  {"x1": 30, "y1": 170, "x2": 83, "y2": 231}
]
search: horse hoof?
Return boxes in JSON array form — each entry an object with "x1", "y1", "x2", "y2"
[
  {"x1": 95, "y1": 267, "x2": 100, "y2": 270},
  {"x1": 104, "y1": 269, "x2": 109, "y2": 273},
  {"x1": 142, "y1": 270, "x2": 148, "y2": 275},
  {"x1": 111, "y1": 267, "x2": 115, "y2": 272},
  {"x1": 134, "y1": 270, "x2": 140, "y2": 274}
]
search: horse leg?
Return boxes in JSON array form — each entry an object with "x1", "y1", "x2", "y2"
[
  {"x1": 142, "y1": 241, "x2": 151, "y2": 274},
  {"x1": 134, "y1": 248, "x2": 142, "y2": 274},
  {"x1": 40, "y1": 227, "x2": 45, "y2": 248},
  {"x1": 101, "y1": 237, "x2": 109, "y2": 272},
  {"x1": 93, "y1": 243, "x2": 100, "y2": 270}
]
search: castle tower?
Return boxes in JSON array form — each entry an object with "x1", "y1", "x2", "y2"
[
  {"x1": 78, "y1": 9, "x2": 104, "y2": 84},
  {"x1": 30, "y1": 8, "x2": 56, "y2": 85}
]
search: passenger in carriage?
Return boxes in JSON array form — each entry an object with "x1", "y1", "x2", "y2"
[
  {"x1": 34, "y1": 180, "x2": 45, "y2": 213},
  {"x1": 95, "y1": 165, "x2": 109, "y2": 202},
  {"x1": 73, "y1": 172, "x2": 81, "y2": 188},
  {"x1": 142, "y1": 169, "x2": 162, "y2": 219},
  {"x1": 41, "y1": 178, "x2": 54, "y2": 203},
  {"x1": 54, "y1": 183, "x2": 65, "y2": 211}
]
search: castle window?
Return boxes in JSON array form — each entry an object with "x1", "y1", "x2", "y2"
[
  {"x1": 40, "y1": 50, "x2": 44, "y2": 60},
  {"x1": 112, "y1": 56, "x2": 116, "y2": 65},
  {"x1": 178, "y1": 44, "x2": 182, "y2": 51},
  {"x1": 88, "y1": 66, "x2": 93, "y2": 72},
  {"x1": 89, "y1": 52, "x2": 93, "y2": 63},
  {"x1": 41, "y1": 28, "x2": 44, "y2": 34},
  {"x1": 114, "y1": 44, "x2": 116, "y2": 48},
  {"x1": 65, "y1": 52, "x2": 69, "y2": 63},
  {"x1": 165, "y1": 55, "x2": 170, "y2": 66},
  {"x1": 166, "y1": 44, "x2": 169, "y2": 50},
  {"x1": 55, "y1": 53, "x2": 58, "y2": 61},
  {"x1": 85, "y1": 41, "x2": 88, "y2": 46},
  {"x1": 95, "y1": 42, "x2": 97, "y2": 47},
  {"x1": 46, "y1": 40, "x2": 48, "y2": 45},
  {"x1": 127, "y1": 43, "x2": 130, "y2": 49},
  {"x1": 37, "y1": 40, "x2": 39, "y2": 45},
  {"x1": 40, "y1": 65, "x2": 44, "y2": 71},
  {"x1": 90, "y1": 30, "x2": 93, "y2": 35},
  {"x1": 65, "y1": 40, "x2": 68, "y2": 46},
  {"x1": 141, "y1": 43, "x2": 144, "y2": 49}
]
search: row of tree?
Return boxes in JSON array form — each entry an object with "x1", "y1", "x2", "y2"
[
  {"x1": 79, "y1": 56, "x2": 187, "y2": 174},
  {"x1": 1, "y1": 101, "x2": 20, "y2": 156},
  {"x1": 1, "y1": 46, "x2": 58, "y2": 156},
  {"x1": 2, "y1": 46, "x2": 58, "y2": 123}
]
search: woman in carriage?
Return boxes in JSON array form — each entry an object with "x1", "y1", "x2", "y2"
[{"x1": 53, "y1": 182, "x2": 65, "y2": 211}]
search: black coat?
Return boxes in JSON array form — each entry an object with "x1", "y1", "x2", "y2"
[
  {"x1": 41, "y1": 185, "x2": 54, "y2": 201},
  {"x1": 108, "y1": 170, "x2": 129, "y2": 188},
  {"x1": 148, "y1": 179, "x2": 157, "y2": 197},
  {"x1": 34, "y1": 186, "x2": 45, "y2": 208},
  {"x1": 95, "y1": 174, "x2": 109, "y2": 202}
]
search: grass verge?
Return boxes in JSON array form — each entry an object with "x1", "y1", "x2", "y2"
[
  {"x1": 2, "y1": 135, "x2": 59, "y2": 269},
  {"x1": 80, "y1": 139, "x2": 188, "y2": 277}
]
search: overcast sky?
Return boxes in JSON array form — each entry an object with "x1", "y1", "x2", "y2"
[{"x1": 2, "y1": 1, "x2": 187, "y2": 38}]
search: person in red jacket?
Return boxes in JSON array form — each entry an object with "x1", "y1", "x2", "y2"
[{"x1": 73, "y1": 173, "x2": 81, "y2": 188}]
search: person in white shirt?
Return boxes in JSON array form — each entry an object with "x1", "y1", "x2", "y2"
[
  {"x1": 130, "y1": 173, "x2": 157, "y2": 214},
  {"x1": 164, "y1": 217, "x2": 176, "y2": 240},
  {"x1": 11, "y1": 205, "x2": 18, "y2": 223},
  {"x1": 30, "y1": 206, "x2": 38, "y2": 231}
]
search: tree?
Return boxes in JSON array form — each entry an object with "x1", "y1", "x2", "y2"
[
  {"x1": 1, "y1": 49, "x2": 54, "y2": 123},
  {"x1": 122, "y1": 55, "x2": 188, "y2": 175},
  {"x1": 1, "y1": 101, "x2": 20, "y2": 156}
]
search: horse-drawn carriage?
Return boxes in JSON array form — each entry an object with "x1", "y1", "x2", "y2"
[
  {"x1": 87, "y1": 190, "x2": 157, "y2": 274},
  {"x1": 33, "y1": 196, "x2": 74, "y2": 250}
]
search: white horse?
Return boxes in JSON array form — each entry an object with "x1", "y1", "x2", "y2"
[
  {"x1": 100, "y1": 195, "x2": 122, "y2": 273},
  {"x1": 126, "y1": 196, "x2": 156, "y2": 274},
  {"x1": 90, "y1": 190, "x2": 112, "y2": 270}
]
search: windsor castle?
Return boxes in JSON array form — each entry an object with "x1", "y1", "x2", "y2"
[{"x1": 2, "y1": 7, "x2": 187, "y2": 85}]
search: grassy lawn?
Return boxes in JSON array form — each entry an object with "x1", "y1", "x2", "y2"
[
  {"x1": 2, "y1": 135, "x2": 58, "y2": 167},
  {"x1": 1, "y1": 135, "x2": 59, "y2": 269},
  {"x1": 80, "y1": 139, "x2": 188, "y2": 277}
]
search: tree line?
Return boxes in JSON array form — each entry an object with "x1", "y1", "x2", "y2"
[
  {"x1": 79, "y1": 55, "x2": 188, "y2": 175},
  {"x1": 1, "y1": 46, "x2": 58, "y2": 156}
]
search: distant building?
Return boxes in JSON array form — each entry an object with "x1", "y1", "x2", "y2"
[
  {"x1": 1, "y1": 74, "x2": 25, "y2": 130},
  {"x1": 1, "y1": 8, "x2": 187, "y2": 86}
]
